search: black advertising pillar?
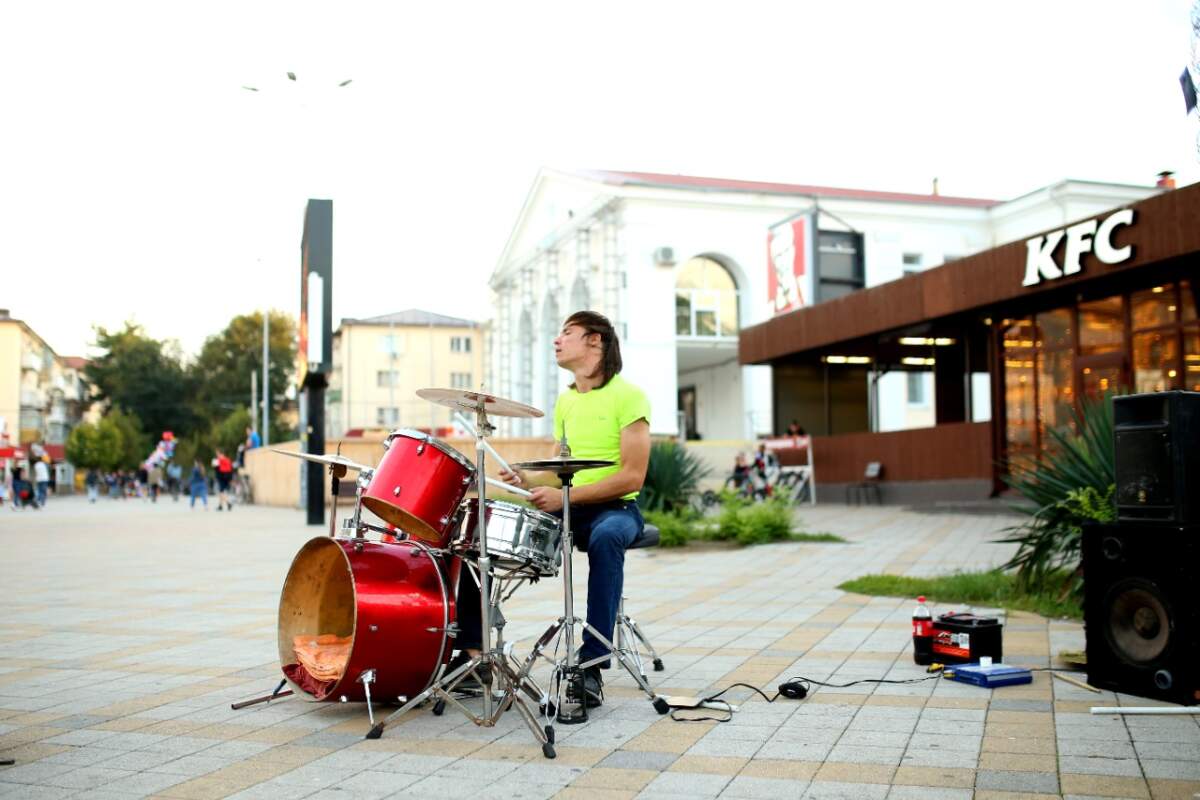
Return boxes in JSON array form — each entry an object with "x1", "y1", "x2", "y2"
[
  {"x1": 305, "y1": 378, "x2": 326, "y2": 526},
  {"x1": 299, "y1": 199, "x2": 333, "y2": 526}
]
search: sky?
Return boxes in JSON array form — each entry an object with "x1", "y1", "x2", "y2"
[{"x1": 3, "y1": 0, "x2": 1198, "y2": 360}]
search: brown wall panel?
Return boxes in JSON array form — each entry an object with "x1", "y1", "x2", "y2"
[{"x1": 811, "y1": 421, "x2": 992, "y2": 483}]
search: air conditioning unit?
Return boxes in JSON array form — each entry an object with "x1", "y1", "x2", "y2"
[{"x1": 653, "y1": 246, "x2": 675, "y2": 267}]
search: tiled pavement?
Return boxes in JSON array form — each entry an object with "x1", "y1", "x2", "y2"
[{"x1": 1, "y1": 497, "x2": 1198, "y2": 799}]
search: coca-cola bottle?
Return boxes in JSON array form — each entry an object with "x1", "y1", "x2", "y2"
[{"x1": 912, "y1": 596, "x2": 933, "y2": 665}]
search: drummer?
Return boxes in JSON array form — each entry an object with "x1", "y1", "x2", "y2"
[{"x1": 457, "y1": 310, "x2": 650, "y2": 709}]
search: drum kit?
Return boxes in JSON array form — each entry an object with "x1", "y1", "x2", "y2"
[{"x1": 231, "y1": 388, "x2": 669, "y2": 759}]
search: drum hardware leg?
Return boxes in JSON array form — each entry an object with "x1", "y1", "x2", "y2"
[
  {"x1": 577, "y1": 621, "x2": 670, "y2": 714},
  {"x1": 357, "y1": 669, "x2": 377, "y2": 727},
  {"x1": 230, "y1": 679, "x2": 292, "y2": 710},
  {"x1": 622, "y1": 614, "x2": 664, "y2": 673},
  {"x1": 365, "y1": 655, "x2": 483, "y2": 739}
]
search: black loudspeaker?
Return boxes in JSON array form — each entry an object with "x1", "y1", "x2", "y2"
[
  {"x1": 1083, "y1": 524, "x2": 1200, "y2": 705},
  {"x1": 1113, "y1": 390, "x2": 1200, "y2": 525}
]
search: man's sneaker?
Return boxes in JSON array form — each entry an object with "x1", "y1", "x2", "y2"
[
  {"x1": 567, "y1": 665, "x2": 604, "y2": 708},
  {"x1": 445, "y1": 651, "x2": 491, "y2": 693}
]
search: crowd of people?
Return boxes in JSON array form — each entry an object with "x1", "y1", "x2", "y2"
[{"x1": 5, "y1": 427, "x2": 261, "y2": 511}]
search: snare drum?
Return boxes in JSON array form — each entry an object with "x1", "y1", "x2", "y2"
[
  {"x1": 360, "y1": 429, "x2": 474, "y2": 548},
  {"x1": 458, "y1": 499, "x2": 563, "y2": 576}
]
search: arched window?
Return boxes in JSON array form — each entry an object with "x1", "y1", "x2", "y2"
[
  {"x1": 542, "y1": 295, "x2": 561, "y2": 424},
  {"x1": 676, "y1": 256, "x2": 738, "y2": 337},
  {"x1": 570, "y1": 275, "x2": 590, "y2": 312}
]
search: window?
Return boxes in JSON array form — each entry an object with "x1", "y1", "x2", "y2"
[
  {"x1": 376, "y1": 370, "x2": 398, "y2": 387},
  {"x1": 450, "y1": 372, "x2": 472, "y2": 389},
  {"x1": 902, "y1": 253, "x2": 922, "y2": 275},
  {"x1": 377, "y1": 334, "x2": 402, "y2": 355},
  {"x1": 376, "y1": 407, "x2": 399, "y2": 426},
  {"x1": 817, "y1": 231, "x2": 865, "y2": 302},
  {"x1": 675, "y1": 256, "x2": 738, "y2": 337},
  {"x1": 906, "y1": 372, "x2": 927, "y2": 405},
  {"x1": 450, "y1": 336, "x2": 472, "y2": 353}
]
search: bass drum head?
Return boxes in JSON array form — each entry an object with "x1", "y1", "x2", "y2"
[{"x1": 277, "y1": 538, "x2": 357, "y2": 700}]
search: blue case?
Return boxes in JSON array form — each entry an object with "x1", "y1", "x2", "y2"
[{"x1": 945, "y1": 662, "x2": 1032, "y2": 688}]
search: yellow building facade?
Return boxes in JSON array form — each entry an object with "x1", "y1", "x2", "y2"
[
  {"x1": 328, "y1": 310, "x2": 483, "y2": 436},
  {"x1": 0, "y1": 310, "x2": 90, "y2": 448}
]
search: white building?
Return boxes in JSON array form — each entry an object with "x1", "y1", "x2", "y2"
[{"x1": 487, "y1": 169, "x2": 1161, "y2": 440}]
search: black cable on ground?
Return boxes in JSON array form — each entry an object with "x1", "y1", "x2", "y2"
[{"x1": 670, "y1": 674, "x2": 943, "y2": 723}]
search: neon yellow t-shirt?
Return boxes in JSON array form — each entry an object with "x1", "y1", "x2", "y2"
[{"x1": 553, "y1": 374, "x2": 651, "y2": 500}]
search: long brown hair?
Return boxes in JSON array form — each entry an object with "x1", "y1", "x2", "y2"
[{"x1": 564, "y1": 310, "x2": 622, "y2": 389}]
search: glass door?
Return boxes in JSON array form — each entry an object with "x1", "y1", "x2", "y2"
[{"x1": 1077, "y1": 352, "x2": 1127, "y2": 402}]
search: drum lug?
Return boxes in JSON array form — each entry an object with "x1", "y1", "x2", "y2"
[
  {"x1": 439, "y1": 515, "x2": 450, "y2": 526},
  {"x1": 392, "y1": 486, "x2": 401, "y2": 497},
  {"x1": 416, "y1": 441, "x2": 426, "y2": 455},
  {"x1": 462, "y1": 475, "x2": 472, "y2": 485}
]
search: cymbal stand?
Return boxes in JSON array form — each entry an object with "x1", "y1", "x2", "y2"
[
  {"x1": 366, "y1": 402, "x2": 556, "y2": 758},
  {"x1": 522, "y1": 463, "x2": 670, "y2": 725}
]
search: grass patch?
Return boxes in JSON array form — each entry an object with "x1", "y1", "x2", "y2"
[
  {"x1": 837, "y1": 570, "x2": 1082, "y2": 619},
  {"x1": 789, "y1": 531, "x2": 846, "y2": 543}
]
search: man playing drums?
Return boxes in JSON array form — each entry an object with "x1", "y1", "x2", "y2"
[{"x1": 454, "y1": 310, "x2": 650, "y2": 708}]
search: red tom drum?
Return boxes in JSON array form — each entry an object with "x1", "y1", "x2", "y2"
[
  {"x1": 360, "y1": 429, "x2": 475, "y2": 548},
  {"x1": 277, "y1": 537, "x2": 456, "y2": 703}
]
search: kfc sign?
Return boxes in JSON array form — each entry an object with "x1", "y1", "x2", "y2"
[
  {"x1": 768, "y1": 213, "x2": 816, "y2": 315},
  {"x1": 1022, "y1": 208, "x2": 1135, "y2": 287}
]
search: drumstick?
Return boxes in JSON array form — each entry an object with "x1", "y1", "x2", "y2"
[
  {"x1": 454, "y1": 412, "x2": 522, "y2": 481},
  {"x1": 486, "y1": 476, "x2": 532, "y2": 498}
]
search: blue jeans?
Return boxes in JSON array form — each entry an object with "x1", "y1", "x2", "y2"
[
  {"x1": 190, "y1": 483, "x2": 208, "y2": 507},
  {"x1": 571, "y1": 501, "x2": 644, "y2": 664},
  {"x1": 36, "y1": 481, "x2": 49, "y2": 507},
  {"x1": 455, "y1": 500, "x2": 643, "y2": 664}
]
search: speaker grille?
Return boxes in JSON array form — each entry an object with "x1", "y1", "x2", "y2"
[{"x1": 1105, "y1": 580, "x2": 1171, "y2": 665}]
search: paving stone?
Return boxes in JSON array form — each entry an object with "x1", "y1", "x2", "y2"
[
  {"x1": 719, "y1": 775, "x2": 810, "y2": 798},
  {"x1": 599, "y1": 750, "x2": 679, "y2": 771},
  {"x1": 802, "y1": 779, "x2": 890, "y2": 799},
  {"x1": 975, "y1": 769, "x2": 1060, "y2": 794},
  {"x1": 1058, "y1": 755, "x2": 1144, "y2": 776},
  {"x1": 640, "y1": 770, "x2": 732, "y2": 797},
  {"x1": 1140, "y1": 759, "x2": 1200, "y2": 780},
  {"x1": 885, "y1": 787, "x2": 972, "y2": 800}
]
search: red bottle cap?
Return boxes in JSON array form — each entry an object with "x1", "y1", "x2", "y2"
[{"x1": 917, "y1": 596, "x2": 926, "y2": 603}]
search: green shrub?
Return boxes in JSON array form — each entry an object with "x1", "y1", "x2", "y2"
[
  {"x1": 712, "y1": 497, "x2": 794, "y2": 544},
  {"x1": 643, "y1": 510, "x2": 691, "y2": 548},
  {"x1": 999, "y1": 396, "x2": 1115, "y2": 599},
  {"x1": 638, "y1": 441, "x2": 711, "y2": 513}
]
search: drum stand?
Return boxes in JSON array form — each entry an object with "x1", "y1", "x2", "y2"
[
  {"x1": 521, "y1": 466, "x2": 670, "y2": 725},
  {"x1": 365, "y1": 404, "x2": 556, "y2": 759}
]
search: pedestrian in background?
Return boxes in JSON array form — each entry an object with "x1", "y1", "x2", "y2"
[
  {"x1": 167, "y1": 461, "x2": 182, "y2": 501},
  {"x1": 85, "y1": 468, "x2": 100, "y2": 503},
  {"x1": 148, "y1": 463, "x2": 163, "y2": 503},
  {"x1": 215, "y1": 450, "x2": 234, "y2": 511},
  {"x1": 189, "y1": 460, "x2": 208, "y2": 510},
  {"x1": 33, "y1": 456, "x2": 50, "y2": 509}
]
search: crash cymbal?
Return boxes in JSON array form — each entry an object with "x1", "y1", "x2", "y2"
[
  {"x1": 513, "y1": 457, "x2": 616, "y2": 475},
  {"x1": 416, "y1": 388, "x2": 544, "y2": 418},
  {"x1": 271, "y1": 449, "x2": 373, "y2": 473}
]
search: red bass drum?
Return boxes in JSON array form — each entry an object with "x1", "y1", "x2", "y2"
[{"x1": 277, "y1": 537, "x2": 456, "y2": 703}]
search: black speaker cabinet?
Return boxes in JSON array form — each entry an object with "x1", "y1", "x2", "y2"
[
  {"x1": 1113, "y1": 390, "x2": 1200, "y2": 525},
  {"x1": 1083, "y1": 524, "x2": 1200, "y2": 705}
]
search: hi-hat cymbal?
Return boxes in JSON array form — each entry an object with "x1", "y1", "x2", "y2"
[
  {"x1": 272, "y1": 449, "x2": 373, "y2": 473},
  {"x1": 416, "y1": 388, "x2": 544, "y2": 418},
  {"x1": 513, "y1": 457, "x2": 616, "y2": 475}
]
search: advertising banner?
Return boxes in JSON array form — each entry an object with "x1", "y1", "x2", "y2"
[{"x1": 767, "y1": 213, "x2": 815, "y2": 315}]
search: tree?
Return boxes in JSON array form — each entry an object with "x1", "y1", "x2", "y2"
[
  {"x1": 191, "y1": 311, "x2": 296, "y2": 440},
  {"x1": 84, "y1": 322, "x2": 202, "y2": 438},
  {"x1": 65, "y1": 414, "x2": 139, "y2": 471}
]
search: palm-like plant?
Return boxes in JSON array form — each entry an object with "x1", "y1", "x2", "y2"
[
  {"x1": 638, "y1": 441, "x2": 711, "y2": 513},
  {"x1": 999, "y1": 396, "x2": 1115, "y2": 597}
]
